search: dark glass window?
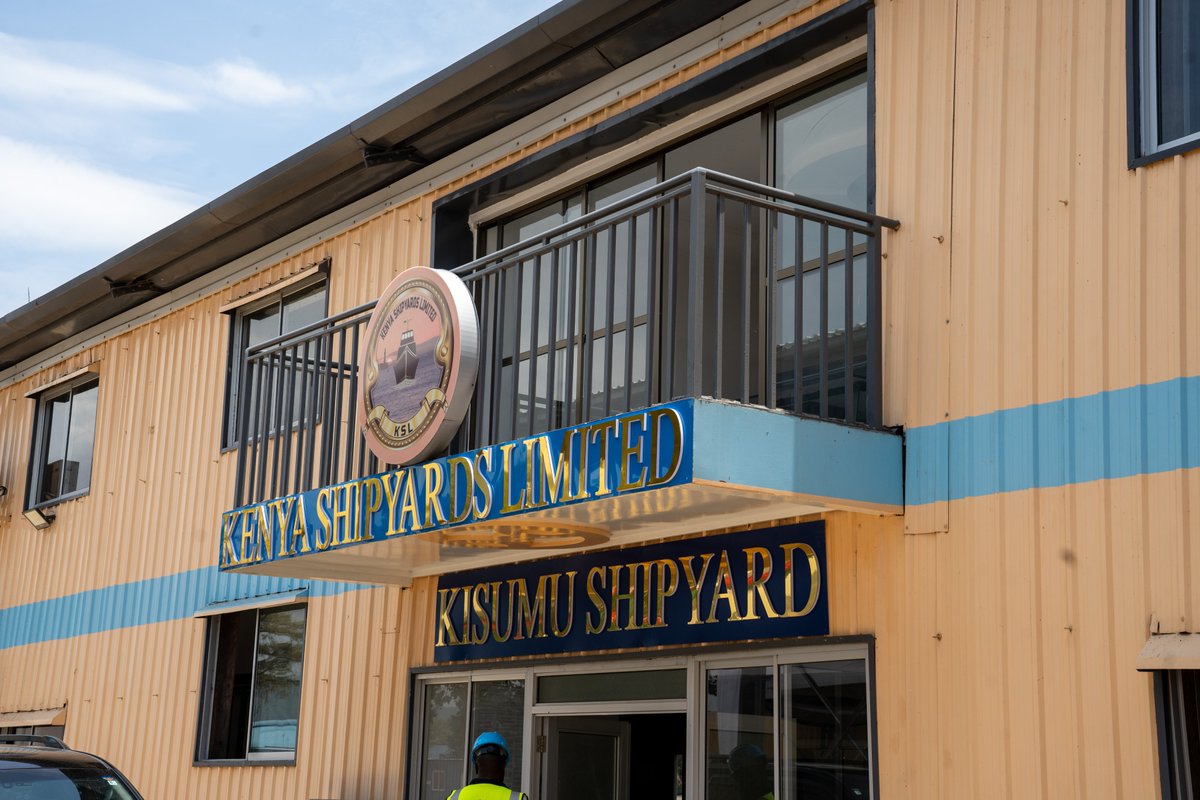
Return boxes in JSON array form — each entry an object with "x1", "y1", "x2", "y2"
[
  {"x1": 414, "y1": 679, "x2": 525, "y2": 800},
  {"x1": 198, "y1": 604, "x2": 307, "y2": 762},
  {"x1": 28, "y1": 377, "x2": 98, "y2": 508},
  {"x1": 1158, "y1": 669, "x2": 1200, "y2": 798},
  {"x1": 1132, "y1": 0, "x2": 1200, "y2": 161},
  {"x1": 706, "y1": 659, "x2": 873, "y2": 800},
  {"x1": 475, "y1": 69, "x2": 870, "y2": 435},
  {"x1": 223, "y1": 279, "x2": 327, "y2": 447}
]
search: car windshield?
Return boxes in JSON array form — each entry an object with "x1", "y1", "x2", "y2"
[{"x1": 0, "y1": 766, "x2": 137, "y2": 800}]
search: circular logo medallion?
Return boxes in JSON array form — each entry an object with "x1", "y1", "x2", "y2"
[{"x1": 358, "y1": 266, "x2": 479, "y2": 465}]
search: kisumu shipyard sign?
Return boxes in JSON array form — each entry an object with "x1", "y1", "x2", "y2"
[
  {"x1": 434, "y1": 521, "x2": 829, "y2": 661},
  {"x1": 219, "y1": 402, "x2": 691, "y2": 570}
]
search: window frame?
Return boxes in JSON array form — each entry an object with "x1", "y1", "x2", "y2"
[
  {"x1": 1127, "y1": 0, "x2": 1200, "y2": 167},
  {"x1": 473, "y1": 66, "x2": 872, "y2": 432},
  {"x1": 221, "y1": 273, "x2": 329, "y2": 450},
  {"x1": 1155, "y1": 669, "x2": 1200, "y2": 799},
  {"x1": 25, "y1": 373, "x2": 100, "y2": 511},
  {"x1": 409, "y1": 641, "x2": 877, "y2": 800},
  {"x1": 194, "y1": 601, "x2": 309, "y2": 766}
]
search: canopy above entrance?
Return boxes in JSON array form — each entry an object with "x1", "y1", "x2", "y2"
[{"x1": 219, "y1": 398, "x2": 901, "y2": 585}]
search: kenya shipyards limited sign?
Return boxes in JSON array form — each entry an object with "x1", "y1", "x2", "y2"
[{"x1": 358, "y1": 267, "x2": 479, "y2": 465}]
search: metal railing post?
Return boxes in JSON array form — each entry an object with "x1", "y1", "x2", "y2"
[{"x1": 686, "y1": 170, "x2": 706, "y2": 397}]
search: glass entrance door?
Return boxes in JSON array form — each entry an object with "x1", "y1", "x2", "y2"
[{"x1": 538, "y1": 713, "x2": 686, "y2": 800}]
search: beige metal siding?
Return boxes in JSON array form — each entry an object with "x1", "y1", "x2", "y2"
[{"x1": 1, "y1": 0, "x2": 1197, "y2": 797}]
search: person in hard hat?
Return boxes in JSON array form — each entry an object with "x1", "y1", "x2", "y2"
[
  {"x1": 727, "y1": 743, "x2": 774, "y2": 800},
  {"x1": 447, "y1": 731, "x2": 528, "y2": 800}
]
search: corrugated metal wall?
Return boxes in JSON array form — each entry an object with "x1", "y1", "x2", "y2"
[
  {"x1": 877, "y1": 0, "x2": 1200, "y2": 798},
  {"x1": 2, "y1": 0, "x2": 1198, "y2": 796}
]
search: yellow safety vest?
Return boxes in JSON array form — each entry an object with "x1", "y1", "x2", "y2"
[{"x1": 446, "y1": 782, "x2": 527, "y2": 800}]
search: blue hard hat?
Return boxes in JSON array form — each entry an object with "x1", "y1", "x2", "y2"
[{"x1": 472, "y1": 731, "x2": 509, "y2": 762}]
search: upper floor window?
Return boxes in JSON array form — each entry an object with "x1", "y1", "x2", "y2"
[
  {"x1": 1130, "y1": 0, "x2": 1200, "y2": 164},
  {"x1": 27, "y1": 375, "x2": 98, "y2": 509},
  {"x1": 473, "y1": 70, "x2": 871, "y2": 438},
  {"x1": 223, "y1": 276, "x2": 328, "y2": 447}
]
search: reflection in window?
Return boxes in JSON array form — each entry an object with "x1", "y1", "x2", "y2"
[
  {"x1": 416, "y1": 679, "x2": 526, "y2": 800},
  {"x1": 29, "y1": 377, "x2": 98, "y2": 507},
  {"x1": 706, "y1": 666, "x2": 775, "y2": 800},
  {"x1": 420, "y1": 683, "x2": 468, "y2": 800},
  {"x1": 224, "y1": 279, "x2": 328, "y2": 446},
  {"x1": 707, "y1": 659, "x2": 873, "y2": 800},
  {"x1": 1133, "y1": 0, "x2": 1200, "y2": 158},
  {"x1": 782, "y1": 661, "x2": 871, "y2": 800},
  {"x1": 197, "y1": 604, "x2": 307, "y2": 761}
]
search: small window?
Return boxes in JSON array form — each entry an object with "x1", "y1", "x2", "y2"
[
  {"x1": 1130, "y1": 0, "x2": 1200, "y2": 163},
  {"x1": 197, "y1": 603, "x2": 308, "y2": 762},
  {"x1": 27, "y1": 376, "x2": 99, "y2": 509},
  {"x1": 223, "y1": 278, "x2": 328, "y2": 447},
  {"x1": 0, "y1": 725, "x2": 65, "y2": 739},
  {"x1": 1157, "y1": 669, "x2": 1200, "y2": 798}
]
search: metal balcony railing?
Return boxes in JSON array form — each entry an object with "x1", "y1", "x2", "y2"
[{"x1": 231, "y1": 169, "x2": 899, "y2": 507}]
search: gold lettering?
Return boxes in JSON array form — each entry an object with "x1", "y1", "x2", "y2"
[
  {"x1": 400, "y1": 470, "x2": 423, "y2": 532},
  {"x1": 609, "y1": 563, "x2": 640, "y2": 632},
  {"x1": 315, "y1": 488, "x2": 334, "y2": 550},
  {"x1": 500, "y1": 443, "x2": 526, "y2": 512},
  {"x1": 653, "y1": 559, "x2": 679, "y2": 628},
  {"x1": 258, "y1": 503, "x2": 279, "y2": 561},
  {"x1": 782, "y1": 543, "x2": 821, "y2": 617},
  {"x1": 471, "y1": 584, "x2": 490, "y2": 645},
  {"x1": 423, "y1": 462, "x2": 448, "y2": 528},
  {"x1": 381, "y1": 471, "x2": 404, "y2": 535},
  {"x1": 646, "y1": 407, "x2": 684, "y2": 486},
  {"x1": 473, "y1": 449, "x2": 494, "y2": 519},
  {"x1": 549, "y1": 572, "x2": 576, "y2": 637},
  {"x1": 291, "y1": 500, "x2": 311, "y2": 554},
  {"x1": 273, "y1": 497, "x2": 295, "y2": 557},
  {"x1": 446, "y1": 456, "x2": 474, "y2": 524},
  {"x1": 680, "y1": 553, "x2": 715, "y2": 625},
  {"x1": 221, "y1": 511, "x2": 240, "y2": 567},
  {"x1": 589, "y1": 419, "x2": 619, "y2": 496},
  {"x1": 360, "y1": 477, "x2": 384, "y2": 542},
  {"x1": 743, "y1": 547, "x2": 780, "y2": 620},
  {"x1": 617, "y1": 414, "x2": 648, "y2": 491},
  {"x1": 585, "y1": 566, "x2": 607, "y2": 634},
  {"x1": 436, "y1": 588, "x2": 461, "y2": 647},
  {"x1": 514, "y1": 576, "x2": 549, "y2": 639},
  {"x1": 524, "y1": 438, "x2": 546, "y2": 509},
  {"x1": 576, "y1": 428, "x2": 592, "y2": 501},
  {"x1": 332, "y1": 483, "x2": 353, "y2": 545},
  {"x1": 706, "y1": 550, "x2": 743, "y2": 623},
  {"x1": 490, "y1": 581, "x2": 514, "y2": 643},
  {"x1": 239, "y1": 507, "x2": 257, "y2": 563},
  {"x1": 537, "y1": 436, "x2": 574, "y2": 506}
]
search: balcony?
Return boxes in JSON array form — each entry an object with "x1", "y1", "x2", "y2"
[{"x1": 230, "y1": 168, "x2": 900, "y2": 517}]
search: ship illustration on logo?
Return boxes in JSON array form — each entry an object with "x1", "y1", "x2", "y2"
[{"x1": 393, "y1": 328, "x2": 419, "y2": 384}]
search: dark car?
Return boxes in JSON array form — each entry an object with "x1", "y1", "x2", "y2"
[{"x1": 0, "y1": 735, "x2": 142, "y2": 800}]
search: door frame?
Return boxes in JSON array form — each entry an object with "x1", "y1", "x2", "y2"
[{"x1": 409, "y1": 641, "x2": 874, "y2": 800}]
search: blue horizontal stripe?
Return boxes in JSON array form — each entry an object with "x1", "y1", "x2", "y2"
[
  {"x1": 0, "y1": 568, "x2": 367, "y2": 651},
  {"x1": 906, "y1": 375, "x2": 1200, "y2": 505}
]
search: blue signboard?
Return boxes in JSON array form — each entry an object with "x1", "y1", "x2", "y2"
[
  {"x1": 220, "y1": 401, "x2": 693, "y2": 571},
  {"x1": 434, "y1": 521, "x2": 829, "y2": 662}
]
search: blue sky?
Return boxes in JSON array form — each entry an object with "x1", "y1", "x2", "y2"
[{"x1": 0, "y1": 0, "x2": 555, "y2": 317}]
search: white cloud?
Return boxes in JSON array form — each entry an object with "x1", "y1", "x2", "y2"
[
  {"x1": 207, "y1": 59, "x2": 313, "y2": 105},
  {"x1": 0, "y1": 33, "x2": 192, "y2": 112},
  {"x1": 0, "y1": 136, "x2": 201, "y2": 254}
]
